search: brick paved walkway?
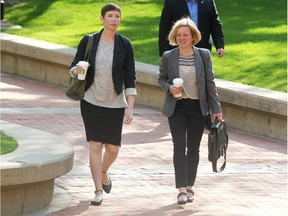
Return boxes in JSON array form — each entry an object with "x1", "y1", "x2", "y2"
[{"x1": 1, "y1": 73, "x2": 287, "y2": 216}]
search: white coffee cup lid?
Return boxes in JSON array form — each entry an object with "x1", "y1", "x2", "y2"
[
  {"x1": 173, "y1": 78, "x2": 184, "y2": 84},
  {"x1": 77, "y1": 61, "x2": 90, "y2": 66}
]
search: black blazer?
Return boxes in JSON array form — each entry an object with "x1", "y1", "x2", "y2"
[
  {"x1": 70, "y1": 29, "x2": 136, "y2": 95},
  {"x1": 158, "y1": 0, "x2": 224, "y2": 56}
]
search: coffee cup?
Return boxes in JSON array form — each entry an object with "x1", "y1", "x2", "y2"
[
  {"x1": 173, "y1": 78, "x2": 184, "y2": 98},
  {"x1": 77, "y1": 61, "x2": 90, "y2": 80}
]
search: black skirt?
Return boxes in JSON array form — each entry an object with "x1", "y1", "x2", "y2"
[{"x1": 80, "y1": 100, "x2": 125, "y2": 146}]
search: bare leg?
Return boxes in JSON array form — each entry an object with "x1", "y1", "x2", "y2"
[
  {"x1": 89, "y1": 141, "x2": 103, "y2": 191},
  {"x1": 102, "y1": 144, "x2": 119, "y2": 184}
]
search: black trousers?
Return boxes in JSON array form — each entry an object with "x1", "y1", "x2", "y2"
[{"x1": 168, "y1": 99, "x2": 206, "y2": 188}]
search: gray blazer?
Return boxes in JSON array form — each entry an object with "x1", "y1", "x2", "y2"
[{"x1": 158, "y1": 46, "x2": 222, "y2": 117}]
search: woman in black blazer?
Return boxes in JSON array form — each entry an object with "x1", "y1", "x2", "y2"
[
  {"x1": 158, "y1": 0, "x2": 224, "y2": 58},
  {"x1": 159, "y1": 17, "x2": 222, "y2": 205},
  {"x1": 69, "y1": 3, "x2": 137, "y2": 206}
]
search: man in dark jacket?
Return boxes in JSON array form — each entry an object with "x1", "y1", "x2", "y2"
[{"x1": 158, "y1": 0, "x2": 224, "y2": 58}]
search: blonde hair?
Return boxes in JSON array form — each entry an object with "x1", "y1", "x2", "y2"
[{"x1": 168, "y1": 17, "x2": 201, "y2": 46}]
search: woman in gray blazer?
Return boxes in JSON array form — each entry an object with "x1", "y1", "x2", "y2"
[{"x1": 158, "y1": 17, "x2": 222, "y2": 205}]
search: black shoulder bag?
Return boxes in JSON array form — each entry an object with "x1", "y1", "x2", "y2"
[{"x1": 65, "y1": 35, "x2": 93, "y2": 100}]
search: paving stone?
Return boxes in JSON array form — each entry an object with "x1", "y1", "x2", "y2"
[{"x1": 1, "y1": 73, "x2": 287, "y2": 216}]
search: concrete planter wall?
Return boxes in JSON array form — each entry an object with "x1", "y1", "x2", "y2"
[
  {"x1": 0, "y1": 121, "x2": 74, "y2": 216},
  {"x1": 1, "y1": 33, "x2": 287, "y2": 143}
]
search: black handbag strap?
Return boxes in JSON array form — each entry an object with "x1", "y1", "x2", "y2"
[
  {"x1": 84, "y1": 34, "x2": 93, "y2": 61},
  {"x1": 212, "y1": 146, "x2": 227, "y2": 173}
]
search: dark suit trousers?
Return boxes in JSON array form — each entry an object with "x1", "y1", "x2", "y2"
[{"x1": 168, "y1": 99, "x2": 205, "y2": 188}]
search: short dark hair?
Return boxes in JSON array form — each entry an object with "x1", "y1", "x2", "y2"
[{"x1": 101, "y1": 3, "x2": 121, "y2": 17}]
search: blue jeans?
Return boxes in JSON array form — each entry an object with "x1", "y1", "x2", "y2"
[{"x1": 168, "y1": 99, "x2": 206, "y2": 188}]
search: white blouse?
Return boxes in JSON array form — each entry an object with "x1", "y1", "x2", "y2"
[{"x1": 84, "y1": 40, "x2": 131, "y2": 108}]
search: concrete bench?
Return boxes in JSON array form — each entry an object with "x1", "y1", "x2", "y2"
[
  {"x1": 0, "y1": 120, "x2": 74, "y2": 216},
  {"x1": 0, "y1": 33, "x2": 286, "y2": 142}
]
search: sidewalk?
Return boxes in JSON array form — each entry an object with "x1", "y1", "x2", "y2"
[{"x1": 1, "y1": 73, "x2": 287, "y2": 216}]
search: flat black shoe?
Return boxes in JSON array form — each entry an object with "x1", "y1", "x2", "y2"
[{"x1": 102, "y1": 176, "x2": 112, "y2": 194}]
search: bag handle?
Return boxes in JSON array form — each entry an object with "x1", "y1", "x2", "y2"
[{"x1": 84, "y1": 34, "x2": 93, "y2": 61}]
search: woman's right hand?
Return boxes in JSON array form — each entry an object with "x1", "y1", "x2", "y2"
[
  {"x1": 169, "y1": 85, "x2": 183, "y2": 98},
  {"x1": 73, "y1": 65, "x2": 84, "y2": 75}
]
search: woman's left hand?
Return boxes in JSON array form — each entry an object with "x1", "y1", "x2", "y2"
[
  {"x1": 123, "y1": 110, "x2": 133, "y2": 124},
  {"x1": 212, "y1": 113, "x2": 223, "y2": 121}
]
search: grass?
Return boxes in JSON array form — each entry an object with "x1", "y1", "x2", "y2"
[
  {"x1": 2, "y1": 0, "x2": 287, "y2": 92},
  {"x1": 0, "y1": 131, "x2": 19, "y2": 155}
]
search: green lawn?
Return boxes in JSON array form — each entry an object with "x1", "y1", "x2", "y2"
[
  {"x1": 0, "y1": 131, "x2": 19, "y2": 155},
  {"x1": 2, "y1": 0, "x2": 287, "y2": 92}
]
